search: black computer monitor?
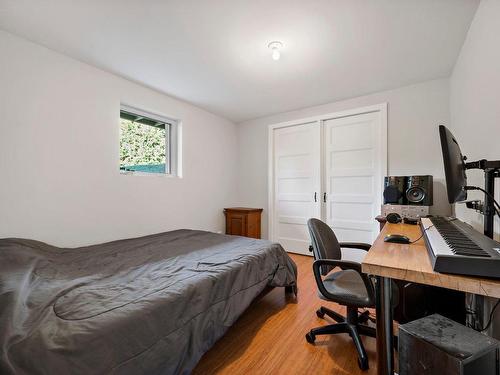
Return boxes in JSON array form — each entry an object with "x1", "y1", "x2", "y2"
[{"x1": 439, "y1": 125, "x2": 468, "y2": 203}]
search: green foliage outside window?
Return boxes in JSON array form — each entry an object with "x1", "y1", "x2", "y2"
[{"x1": 120, "y1": 119, "x2": 166, "y2": 173}]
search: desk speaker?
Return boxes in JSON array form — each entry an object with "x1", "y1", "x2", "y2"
[
  {"x1": 384, "y1": 175, "x2": 433, "y2": 206},
  {"x1": 406, "y1": 175, "x2": 433, "y2": 206},
  {"x1": 384, "y1": 176, "x2": 407, "y2": 204}
]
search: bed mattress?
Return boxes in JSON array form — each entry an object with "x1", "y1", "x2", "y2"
[{"x1": 0, "y1": 229, "x2": 297, "y2": 374}]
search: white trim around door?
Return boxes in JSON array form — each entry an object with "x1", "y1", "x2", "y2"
[{"x1": 268, "y1": 103, "x2": 388, "y2": 254}]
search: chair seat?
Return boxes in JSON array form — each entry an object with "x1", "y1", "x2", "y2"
[{"x1": 319, "y1": 269, "x2": 374, "y2": 308}]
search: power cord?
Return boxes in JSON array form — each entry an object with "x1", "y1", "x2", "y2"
[
  {"x1": 479, "y1": 299, "x2": 500, "y2": 332},
  {"x1": 409, "y1": 224, "x2": 434, "y2": 244},
  {"x1": 466, "y1": 186, "x2": 500, "y2": 219}
]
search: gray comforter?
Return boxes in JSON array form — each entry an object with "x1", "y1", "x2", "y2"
[{"x1": 0, "y1": 229, "x2": 297, "y2": 374}]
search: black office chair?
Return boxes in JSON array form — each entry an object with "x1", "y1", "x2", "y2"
[{"x1": 305, "y1": 218, "x2": 376, "y2": 371}]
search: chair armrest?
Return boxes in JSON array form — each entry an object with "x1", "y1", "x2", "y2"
[
  {"x1": 339, "y1": 242, "x2": 372, "y2": 252},
  {"x1": 312, "y1": 259, "x2": 375, "y2": 303}
]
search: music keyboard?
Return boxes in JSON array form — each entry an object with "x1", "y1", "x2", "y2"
[{"x1": 421, "y1": 217, "x2": 500, "y2": 279}]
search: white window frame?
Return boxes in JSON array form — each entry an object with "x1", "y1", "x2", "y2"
[{"x1": 119, "y1": 104, "x2": 181, "y2": 177}]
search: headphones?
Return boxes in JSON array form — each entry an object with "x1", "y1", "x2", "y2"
[
  {"x1": 385, "y1": 213, "x2": 420, "y2": 225},
  {"x1": 386, "y1": 213, "x2": 402, "y2": 224}
]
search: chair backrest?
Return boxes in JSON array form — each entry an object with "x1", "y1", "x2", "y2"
[{"x1": 307, "y1": 218, "x2": 342, "y2": 276}]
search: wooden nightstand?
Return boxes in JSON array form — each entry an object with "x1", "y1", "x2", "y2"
[{"x1": 223, "y1": 207, "x2": 263, "y2": 239}]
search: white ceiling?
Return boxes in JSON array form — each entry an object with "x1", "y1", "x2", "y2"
[{"x1": 0, "y1": 0, "x2": 479, "y2": 122}]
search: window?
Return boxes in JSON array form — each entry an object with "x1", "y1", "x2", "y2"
[{"x1": 119, "y1": 105, "x2": 178, "y2": 176}]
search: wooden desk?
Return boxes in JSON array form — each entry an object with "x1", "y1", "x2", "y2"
[{"x1": 362, "y1": 223, "x2": 500, "y2": 375}]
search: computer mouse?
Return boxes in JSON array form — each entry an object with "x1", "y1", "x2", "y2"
[{"x1": 384, "y1": 234, "x2": 411, "y2": 244}]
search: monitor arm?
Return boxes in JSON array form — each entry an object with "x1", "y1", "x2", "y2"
[
  {"x1": 465, "y1": 158, "x2": 500, "y2": 170},
  {"x1": 463, "y1": 158, "x2": 500, "y2": 239}
]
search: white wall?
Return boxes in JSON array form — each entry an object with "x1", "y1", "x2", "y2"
[
  {"x1": 237, "y1": 78, "x2": 451, "y2": 239},
  {"x1": 449, "y1": 0, "x2": 500, "y2": 338},
  {"x1": 0, "y1": 31, "x2": 238, "y2": 247},
  {"x1": 450, "y1": 0, "x2": 500, "y2": 240}
]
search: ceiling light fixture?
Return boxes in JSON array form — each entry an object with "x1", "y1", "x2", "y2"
[{"x1": 268, "y1": 41, "x2": 283, "y2": 61}]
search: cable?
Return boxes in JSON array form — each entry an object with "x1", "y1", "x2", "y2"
[
  {"x1": 466, "y1": 186, "x2": 500, "y2": 219},
  {"x1": 409, "y1": 224, "x2": 434, "y2": 244},
  {"x1": 467, "y1": 186, "x2": 500, "y2": 212},
  {"x1": 480, "y1": 299, "x2": 500, "y2": 332},
  {"x1": 465, "y1": 185, "x2": 500, "y2": 218}
]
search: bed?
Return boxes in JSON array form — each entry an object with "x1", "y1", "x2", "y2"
[{"x1": 0, "y1": 229, "x2": 297, "y2": 374}]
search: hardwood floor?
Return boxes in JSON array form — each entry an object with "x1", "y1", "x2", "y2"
[{"x1": 193, "y1": 254, "x2": 378, "y2": 374}]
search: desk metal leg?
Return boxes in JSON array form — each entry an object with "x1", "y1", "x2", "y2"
[{"x1": 376, "y1": 276, "x2": 394, "y2": 375}]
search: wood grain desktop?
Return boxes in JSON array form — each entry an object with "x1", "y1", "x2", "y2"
[{"x1": 363, "y1": 222, "x2": 500, "y2": 299}]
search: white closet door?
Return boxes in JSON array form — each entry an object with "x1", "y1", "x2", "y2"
[
  {"x1": 324, "y1": 112, "x2": 386, "y2": 244},
  {"x1": 273, "y1": 122, "x2": 321, "y2": 255}
]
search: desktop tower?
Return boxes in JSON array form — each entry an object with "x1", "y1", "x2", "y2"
[{"x1": 399, "y1": 314, "x2": 499, "y2": 375}]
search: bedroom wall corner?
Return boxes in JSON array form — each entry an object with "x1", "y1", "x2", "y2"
[{"x1": 449, "y1": 0, "x2": 500, "y2": 240}]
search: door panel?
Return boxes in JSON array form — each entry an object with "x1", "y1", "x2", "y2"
[
  {"x1": 273, "y1": 122, "x2": 321, "y2": 255},
  {"x1": 324, "y1": 112, "x2": 384, "y2": 244},
  {"x1": 270, "y1": 108, "x2": 386, "y2": 257}
]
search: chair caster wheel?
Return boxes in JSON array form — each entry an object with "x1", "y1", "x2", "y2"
[
  {"x1": 358, "y1": 310, "x2": 370, "y2": 324},
  {"x1": 305, "y1": 332, "x2": 316, "y2": 344},
  {"x1": 316, "y1": 309, "x2": 325, "y2": 319},
  {"x1": 357, "y1": 357, "x2": 369, "y2": 371}
]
